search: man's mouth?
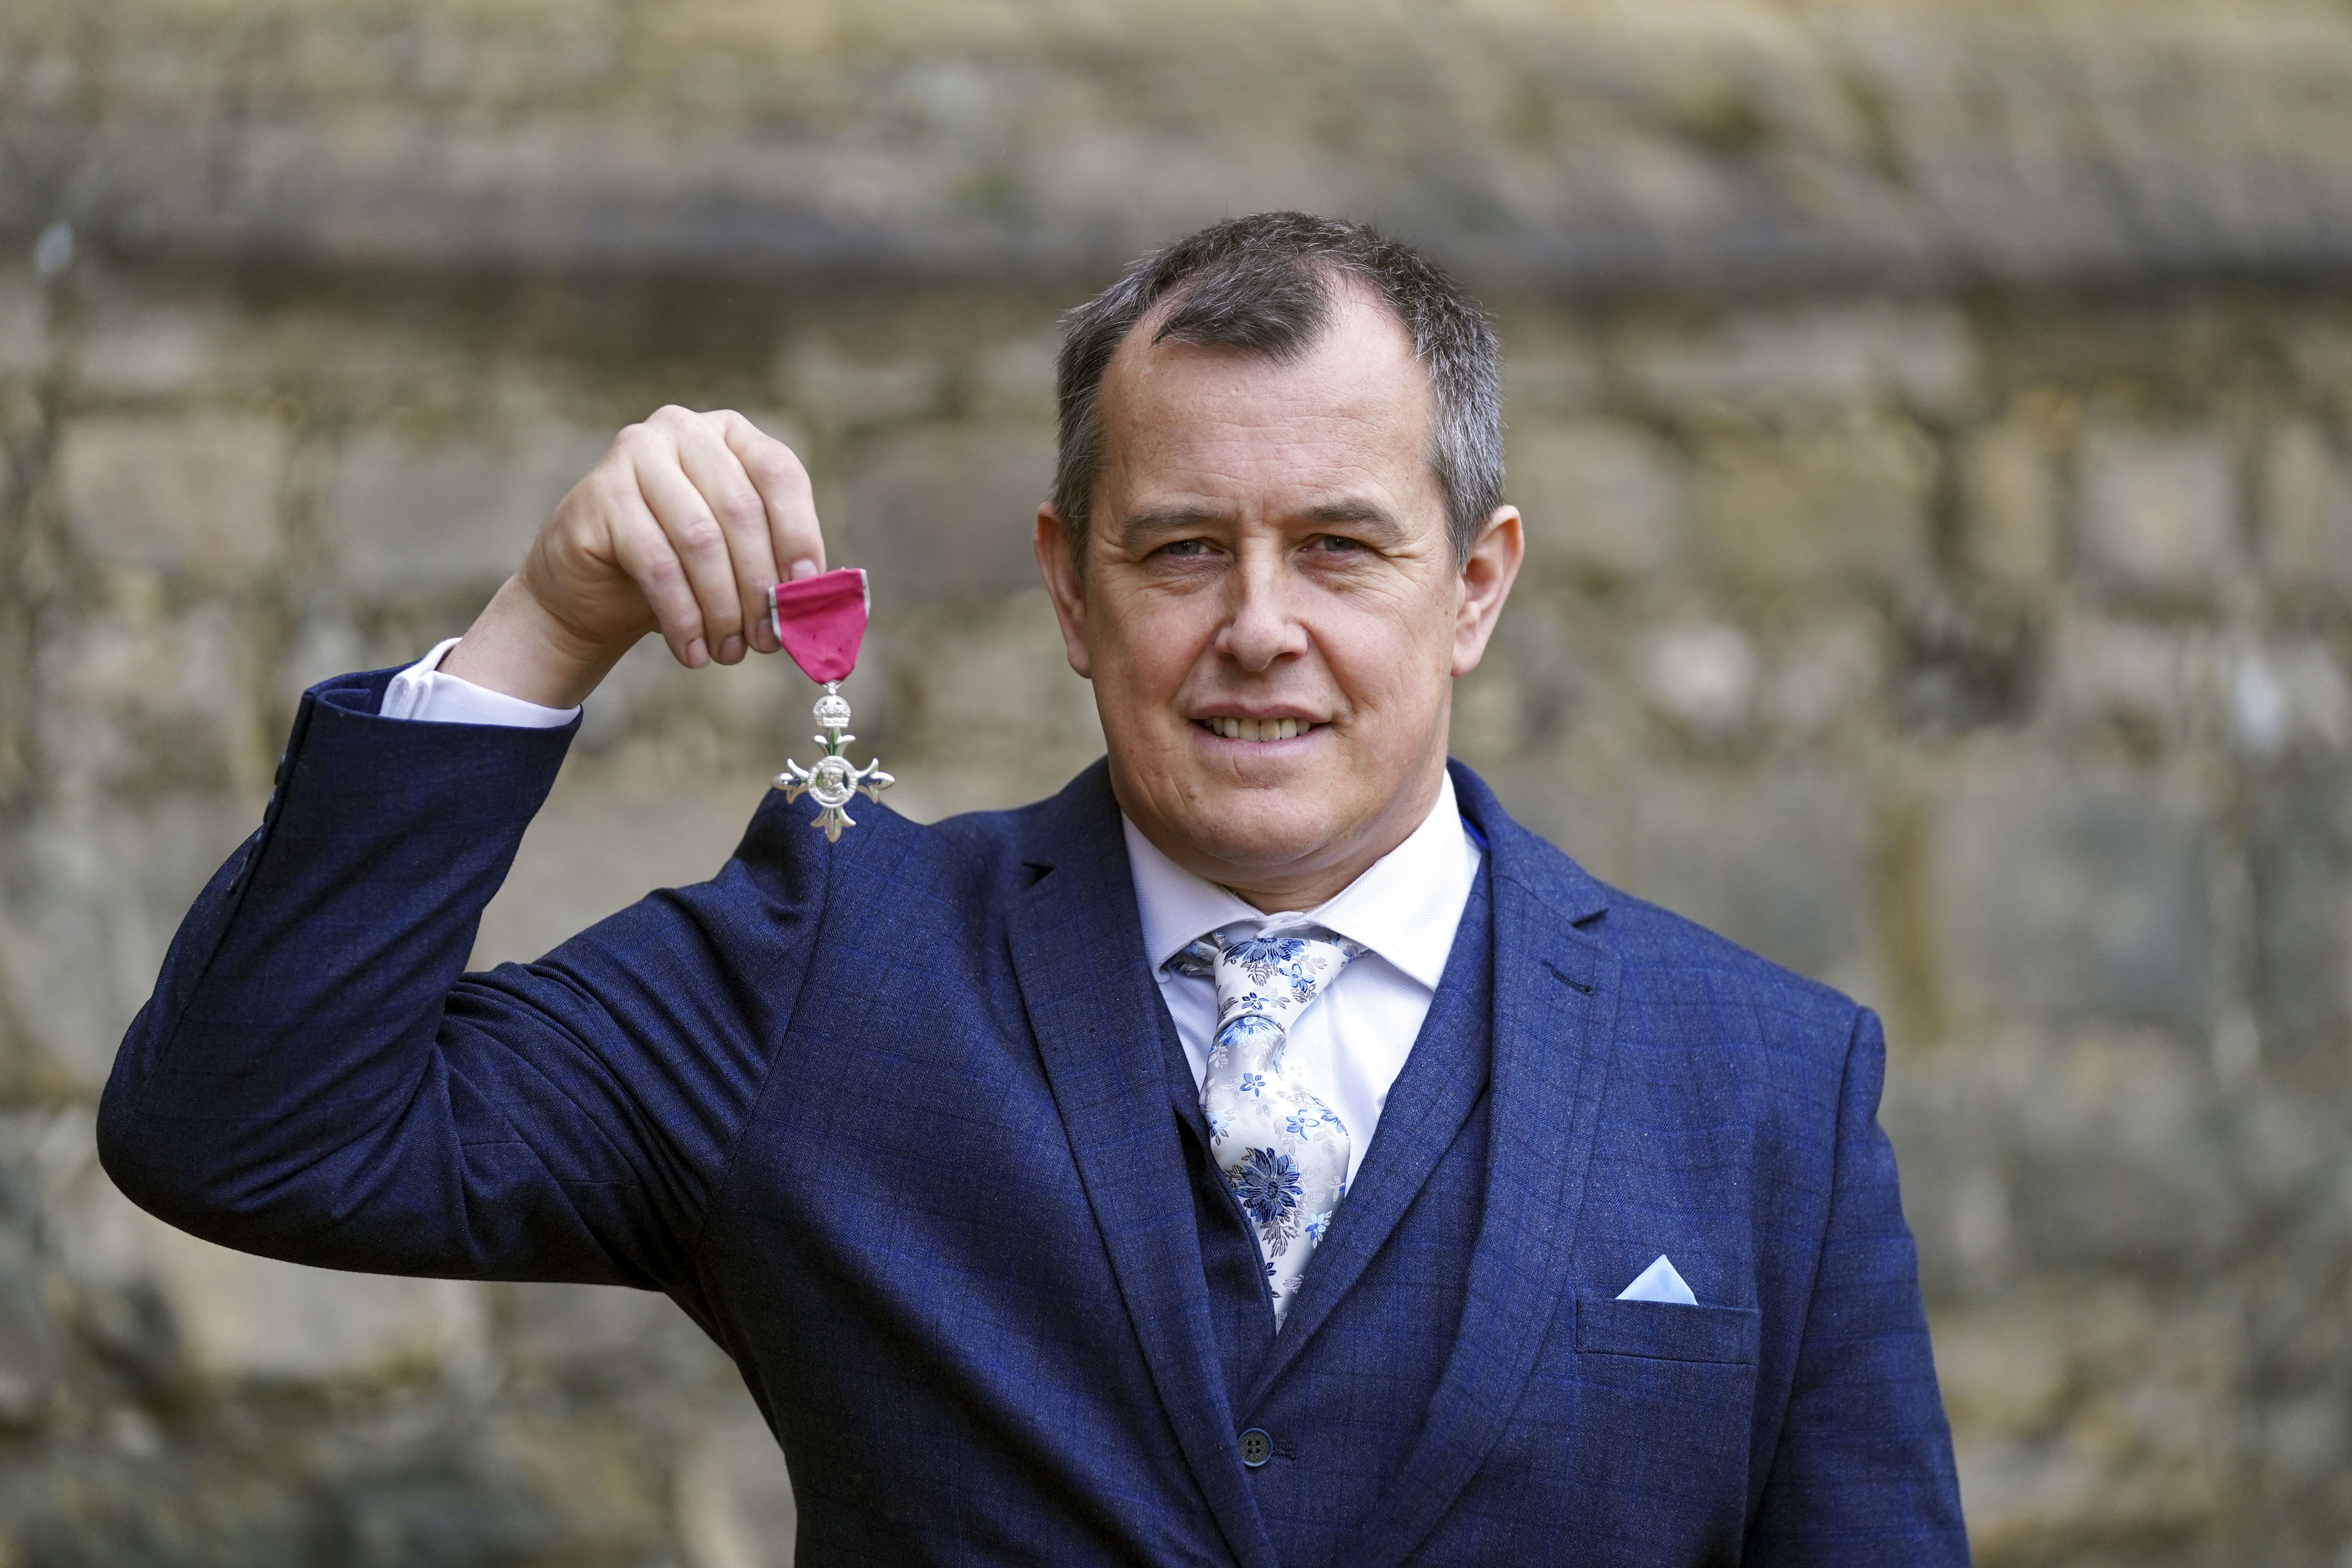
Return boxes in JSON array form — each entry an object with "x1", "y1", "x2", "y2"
[{"x1": 1198, "y1": 717, "x2": 1320, "y2": 743}]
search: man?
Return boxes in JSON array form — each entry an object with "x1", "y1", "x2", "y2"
[{"x1": 100, "y1": 214, "x2": 1968, "y2": 1564}]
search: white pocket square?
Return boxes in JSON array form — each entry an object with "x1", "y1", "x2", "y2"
[{"x1": 1615, "y1": 1254, "x2": 1698, "y2": 1305}]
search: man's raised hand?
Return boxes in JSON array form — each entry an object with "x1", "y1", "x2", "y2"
[{"x1": 442, "y1": 407, "x2": 826, "y2": 710}]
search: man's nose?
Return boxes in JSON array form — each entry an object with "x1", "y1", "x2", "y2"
[{"x1": 1215, "y1": 550, "x2": 1309, "y2": 671}]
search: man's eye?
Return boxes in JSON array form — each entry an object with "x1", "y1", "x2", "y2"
[
  {"x1": 1160, "y1": 539, "x2": 1212, "y2": 558},
  {"x1": 1314, "y1": 535, "x2": 1367, "y2": 554}
]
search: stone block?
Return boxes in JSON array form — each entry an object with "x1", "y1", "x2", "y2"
[
  {"x1": 2258, "y1": 421, "x2": 2352, "y2": 599},
  {"x1": 0, "y1": 1225, "x2": 58, "y2": 1426},
  {"x1": 1878, "y1": 1036, "x2": 2043, "y2": 1299},
  {"x1": 504, "y1": 1281, "x2": 681, "y2": 1367},
  {"x1": 2245, "y1": 771, "x2": 2352, "y2": 1066},
  {"x1": 1623, "y1": 769, "x2": 1876, "y2": 1000},
  {"x1": 2283, "y1": 321, "x2": 2352, "y2": 402},
  {"x1": 2004, "y1": 1033, "x2": 2242, "y2": 1273},
  {"x1": 1936, "y1": 1284, "x2": 2239, "y2": 1555},
  {"x1": 0, "y1": 275, "x2": 45, "y2": 374},
  {"x1": 57, "y1": 1156, "x2": 485, "y2": 1384},
  {"x1": 1449, "y1": 648, "x2": 1531, "y2": 764},
  {"x1": 68, "y1": 281, "x2": 475, "y2": 397},
  {"x1": 1495, "y1": 327, "x2": 1601, "y2": 417},
  {"x1": 1690, "y1": 414, "x2": 1934, "y2": 589},
  {"x1": 1476, "y1": 597, "x2": 1584, "y2": 757},
  {"x1": 875, "y1": 590, "x2": 1105, "y2": 820},
  {"x1": 970, "y1": 331, "x2": 1058, "y2": 419},
  {"x1": 493, "y1": 1403, "x2": 686, "y2": 1556},
  {"x1": 1960, "y1": 419, "x2": 2062, "y2": 587},
  {"x1": 36, "y1": 599, "x2": 264, "y2": 804},
  {"x1": 1765, "y1": 613, "x2": 1882, "y2": 741},
  {"x1": 0, "y1": 800, "x2": 260, "y2": 1094},
  {"x1": 1934, "y1": 774, "x2": 2211, "y2": 1034},
  {"x1": 2227, "y1": 641, "x2": 2352, "y2": 759},
  {"x1": 330, "y1": 415, "x2": 612, "y2": 592},
  {"x1": 675, "y1": 1403, "x2": 795, "y2": 1568},
  {"x1": 474, "y1": 774, "x2": 768, "y2": 969},
  {"x1": 74, "y1": 296, "x2": 237, "y2": 397},
  {"x1": 1929, "y1": 1301, "x2": 2070, "y2": 1441},
  {"x1": 316, "y1": 1455, "x2": 558, "y2": 1566},
  {"x1": 2076, "y1": 426, "x2": 2238, "y2": 600},
  {"x1": 1623, "y1": 302, "x2": 1979, "y2": 416},
  {"x1": 1634, "y1": 622, "x2": 1758, "y2": 742},
  {"x1": 2047, "y1": 614, "x2": 2198, "y2": 751},
  {"x1": 59, "y1": 412, "x2": 289, "y2": 579},
  {"x1": 1889, "y1": 591, "x2": 2040, "y2": 733},
  {"x1": 16, "y1": 1469, "x2": 328, "y2": 1564},
  {"x1": 845, "y1": 422, "x2": 1054, "y2": 606},
  {"x1": 1508, "y1": 419, "x2": 1684, "y2": 584},
  {"x1": 278, "y1": 609, "x2": 371, "y2": 706},
  {"x1": 778, "y1": 340, "x2": 943, "y2": 428}
]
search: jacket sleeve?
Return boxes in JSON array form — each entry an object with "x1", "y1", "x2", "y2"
[
  {"x1": 95, "y1": 668, "x2": 829, "y2": 1297},
  {"x1": 1744, "y1": 1007, "x2": 1973, "y2": 1563}
]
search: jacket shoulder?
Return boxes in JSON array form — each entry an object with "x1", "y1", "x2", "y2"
[
  {"x1": 922, "y1": 797, "x2": 1053, "y2": 889},
  {"x1": 1593, "y1": 885, "x2": 1863, "y2": 1040}
]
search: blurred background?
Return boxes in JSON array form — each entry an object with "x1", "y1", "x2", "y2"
[{"x1": 2, "y1": 0, "x2": 2350, "y2": 1563}]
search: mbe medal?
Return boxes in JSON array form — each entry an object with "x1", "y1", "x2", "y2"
[{"x1": 769, "y1": 568, "x2": 893, "y2": 842}]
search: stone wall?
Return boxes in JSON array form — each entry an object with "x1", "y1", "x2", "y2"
[{"x1": 3, "y1": 2, "x2": 2352, "y2": 1565}]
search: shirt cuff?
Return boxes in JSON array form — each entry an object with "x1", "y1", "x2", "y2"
[{"x1": 378, "y1": 638, "x2": 583, "y2": 729}]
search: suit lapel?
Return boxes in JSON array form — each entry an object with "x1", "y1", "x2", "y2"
[
  {"x1": 1338, "y1": 771, "x2": 1624, "y2": 1568},
  {"x1": 1239, "y1": 868, "x2": 1495, "y2": 1404},
  {"x1": 1005, "y1": 767, "x2": 1279, "y2": 1568}
]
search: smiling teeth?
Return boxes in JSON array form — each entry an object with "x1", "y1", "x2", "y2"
[{"x1": 1207, "y1": 717, "x2": 1308, "y2": 742}]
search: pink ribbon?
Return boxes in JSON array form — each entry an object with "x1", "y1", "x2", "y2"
[{"x1": 769, "y1": 568, "x2": 869, "y2": 685}]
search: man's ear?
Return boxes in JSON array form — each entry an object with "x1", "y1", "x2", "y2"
[
  {"x1": 1034, "y1": 503, "x2": 1094, "y2": 679},
  {"x1": 1451, "y1": 505, "x2": 1524, "y2": 678}
]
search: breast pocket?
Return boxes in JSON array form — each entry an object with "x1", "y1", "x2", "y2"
[
  {"x1": 1522, "y1": 1295, "x2": 1764, "y2": 1549},
  {"x1": 1574, "y1": 1296, "x2": 1761, "y2": 1365}
]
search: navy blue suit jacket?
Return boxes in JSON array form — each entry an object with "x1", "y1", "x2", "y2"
[{"x1": 99, "y1": 669, "x2": 1967, "y2": 1565}]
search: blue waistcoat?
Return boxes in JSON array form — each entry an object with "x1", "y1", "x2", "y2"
[{"x1": 1173, "y1": 871, "x2": 1495, "y2": 1568}]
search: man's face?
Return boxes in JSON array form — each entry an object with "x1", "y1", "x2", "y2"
[{"x1": 1034, "y1": 282, "x2": 1522, "y2": 910}]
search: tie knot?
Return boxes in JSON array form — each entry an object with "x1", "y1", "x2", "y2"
[{"x1": 1174, "y1": 925, "x2": 1363, "y2": 1029}]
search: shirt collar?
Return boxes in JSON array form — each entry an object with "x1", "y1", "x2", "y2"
[{"x1": 1123, "y1": 770, "x2": 1482, "y2": 991}]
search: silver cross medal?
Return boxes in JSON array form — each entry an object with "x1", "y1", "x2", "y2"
[
  {"x1": 768, "y1": 568, "x2": 893, "y2": 843},
  {"x1": 774, "y1": 682, "x2": 893, "y2": 843}
]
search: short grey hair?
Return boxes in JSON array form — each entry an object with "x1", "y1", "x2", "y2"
[{"x1": 1052, "y1": 212, "x2": 1504, "y2": 566}]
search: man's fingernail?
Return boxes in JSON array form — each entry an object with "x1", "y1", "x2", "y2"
[
  {"x1": 791, "y1": 558, "x2": 818, "y2": 580},
  {"x1": 685, "y1": 637, "x2": 708, "y2": 667},
  {"x1": 718, "y1": 634, "x2": 744, "y2": 662}
]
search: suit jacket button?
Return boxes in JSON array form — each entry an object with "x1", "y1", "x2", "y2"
[{"x1": 1238, "y1": 1428, "x2": 1272, "y2": 1468}]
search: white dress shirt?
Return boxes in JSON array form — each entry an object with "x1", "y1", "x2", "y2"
[
  {"x1": 382, "y1": 638, "x2": 581, "y2": 728},
  {"x1": 1125, "y1": 776, "x2": 1483, "y2": 1191},
  {"x1": 385, "y1": 642, "x2": 1485, "y2": 1187}
]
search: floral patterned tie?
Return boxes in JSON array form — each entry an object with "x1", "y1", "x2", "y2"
[{"x1": 1170, "y1": 926, "x2": 1365, "y2": 1325}]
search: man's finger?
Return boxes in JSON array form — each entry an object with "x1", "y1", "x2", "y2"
[
  {"x1": 606, "y1": 487, "x2": 710, "y2": 667},
  {"x1": 720, "y1": 413, "x2": 826, "y2": 646},
  {"x1": 677, "y1": 414, "x2": 785, "y2": 657},
  {"x1": 634, "y1": 442, "x2": 749, "y2": 665}
]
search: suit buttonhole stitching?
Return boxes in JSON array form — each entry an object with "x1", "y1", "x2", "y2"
[{"x1": 1543, "y1": 961, "x2": 1596, "y2": 995}]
